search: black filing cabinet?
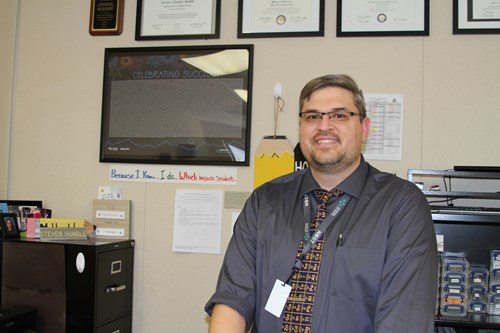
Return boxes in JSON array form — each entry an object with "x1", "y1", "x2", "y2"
[{"x1": 1, "y1": 239, "x2": 134, "y2": 333}]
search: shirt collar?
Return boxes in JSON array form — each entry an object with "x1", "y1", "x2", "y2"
[{"x1": 299, "y1": 156, "x2": 369, "y2": 200}]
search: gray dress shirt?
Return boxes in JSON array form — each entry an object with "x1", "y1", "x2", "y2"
[{"x1": 206, "y1": 159, "x2": 438, "y2": 333}]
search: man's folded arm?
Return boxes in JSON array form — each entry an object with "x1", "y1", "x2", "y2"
[{"x1": 208, "y1": 304, "x2": 246, "y2": 333}]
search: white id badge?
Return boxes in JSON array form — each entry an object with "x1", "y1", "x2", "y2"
[{"x1": 264, "y1": 279, "x2": 292, "y2": 318}]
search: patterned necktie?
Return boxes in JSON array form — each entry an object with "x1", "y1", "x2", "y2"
[{"x1": 281, "y1": 190, "x2": 340, "y2": 333}]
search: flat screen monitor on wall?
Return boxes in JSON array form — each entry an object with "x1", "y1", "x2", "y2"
[{"x1": 99, "y1": 44, "x2": 254, "y2": 166}]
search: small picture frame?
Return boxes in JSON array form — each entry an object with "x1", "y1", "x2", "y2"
[
  {"x1": 0, "y1": 200, "x2": 44, "y2": 232},
  {"x1": 1, "y1": 213, "x2": 20, "y2": 238},
  {"x1": 453, "y1": 0, "x2": 500, "y2": 35}
]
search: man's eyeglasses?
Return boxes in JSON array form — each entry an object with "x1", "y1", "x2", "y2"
[{"x1": 299, "y1": 110, "x2": 362, "y2": 123}]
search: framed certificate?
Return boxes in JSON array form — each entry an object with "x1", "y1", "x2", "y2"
[
  {"x1": 100, "y1": 45, "x2": 254, "y2": 166},
  {"x1": 337, "y1": 0, "x2": 429, "y2": 37},
  {"x1": 453, "y1": 0, "x2": 500, "y2": 34},
  {"x1": 238, "y1": 0, "x2": 325, "y2": 38},
  {"x1": 135, "y1": 0, "x2": 221, "y2": 40}
]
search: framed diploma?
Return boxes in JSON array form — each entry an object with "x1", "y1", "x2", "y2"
[
  {"x1": 100, "y1": 45, "x2": 254, "y2": 166},
  {"x1": 237, "y1": 0, "x2": 325, "y2": 38},
  {"x1": 453, "y1": 0, "x2": 500, "y2": 34},
  {"x1": 135, "y1": 0, "x2": 221, "y2": 40},
  {"x1": 89, "y1": 0, "x2": 124, "y2": 36},
  {"x1": 337, "y1": 0, "x2": 429, "y2": 37}
]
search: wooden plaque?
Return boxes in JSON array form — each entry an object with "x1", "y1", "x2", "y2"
[{"x1": 89, "y1": 0, "x2": 124, "y2": 36}]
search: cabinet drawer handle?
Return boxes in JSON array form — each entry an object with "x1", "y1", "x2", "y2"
[{"x1": 105, "y1": 284, "x2": 126, "y2": 293}]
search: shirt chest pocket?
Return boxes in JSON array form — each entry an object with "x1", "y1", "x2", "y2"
[{"x1": 331, "y1": 247, "x2": 381, "y2": 300}]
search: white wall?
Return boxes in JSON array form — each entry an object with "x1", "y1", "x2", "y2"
[
  {"x1": 0, "y1": 0, "x2": 18, "y2": 198},
  {"x1": 2, "y1": 1, "x2": 500, "y2": 332}
]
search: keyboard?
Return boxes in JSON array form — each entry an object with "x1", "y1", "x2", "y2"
[{"x1": 430, "y1": 205, "x2": 500, "y2": 215}]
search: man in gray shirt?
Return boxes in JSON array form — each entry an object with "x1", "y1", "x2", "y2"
[{"x1": 205, "y1": 74, "x2": 438, "y2": 333}]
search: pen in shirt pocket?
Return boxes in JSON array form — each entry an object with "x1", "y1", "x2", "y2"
[{"x1": 336, "y1": 233, "x2": 344, "y2": 247}]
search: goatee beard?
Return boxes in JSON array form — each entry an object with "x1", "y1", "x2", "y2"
[
  {"x1": 309, "y1": 155, "x2": 345, "y2": 174},
  {"x1": 308, "y1": 148, "x2": 359, "y2": 175}
]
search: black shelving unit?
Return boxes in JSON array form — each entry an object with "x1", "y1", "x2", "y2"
[
  {"x1": 407, "y1": 169, "x2": 500, "y2": 201},
  {"x1": 408, "y1": 169, "x2": 500, "y2": 333},
  {"x1": 436, "y1": 313, "x2": 500, "y2": 331}
]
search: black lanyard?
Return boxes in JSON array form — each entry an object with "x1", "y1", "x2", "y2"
[{"x1": 285, "y1": 192, "x2": 351, "y2": 284}]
